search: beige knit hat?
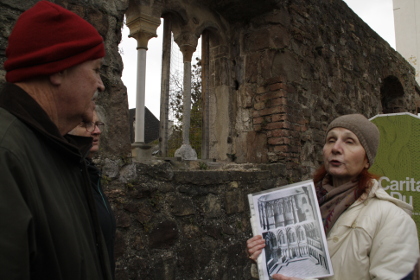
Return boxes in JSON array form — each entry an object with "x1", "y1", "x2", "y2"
[{"x1": 326, "y1": 114, "x2": 380, "y2": 166}]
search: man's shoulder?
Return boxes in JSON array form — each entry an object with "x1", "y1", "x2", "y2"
[
  {"x1": 0, "y1": 107, "x2": 17, "y2": 122},
  {"x1": 0, "y1": 108, "x2": 38, "y2": 150}
]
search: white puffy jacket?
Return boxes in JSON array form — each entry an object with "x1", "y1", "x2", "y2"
[{"x1": 323, "y1": 179, "x2": 419, "y2": 280}]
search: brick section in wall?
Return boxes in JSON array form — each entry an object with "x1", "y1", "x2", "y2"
[{"x1": 252, "y1": 76, "x2": 308, "y2": 165}]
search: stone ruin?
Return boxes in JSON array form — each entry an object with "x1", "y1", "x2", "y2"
[{"x1": 1, "y1": 0, "x2": 419, "y2": 279}]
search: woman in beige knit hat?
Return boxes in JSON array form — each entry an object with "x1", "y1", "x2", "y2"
[{"x1": 246, "y1": 114, "x2": 419, "y2": 280}]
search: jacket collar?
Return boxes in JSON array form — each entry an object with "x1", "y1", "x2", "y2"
[{"x1": 0, "y1": 82, "x2": 92, "y2": 159}]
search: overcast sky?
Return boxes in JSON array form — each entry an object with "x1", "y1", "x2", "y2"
[{"x1": 119, "y1": 0, "x2": 396, "y2": 118}]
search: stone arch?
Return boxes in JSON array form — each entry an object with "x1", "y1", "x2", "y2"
[
  {"x1": 161, "y1": 10, "x2": 188, "y2": 34},
  {"x1": 277, "y1": 229, "x2": 286, "y2": 244},
  {"x1": 125, "y1": 0, "x2": 233, "y2": 161},
  {"x1": 381, "y1": 75, "x2": 405, "y2": 113},
  {"x1": 263, "y1": 230, "x2": 277, "y2": 263},
  {"x1": 287, "y1": 227, "x2": 296, "y2": 243},
  {"x1": 297, "y1": 226, "x2": 306, "y2": 241},
  {"x1": 197, "y1": 22, "x2": 223, "y2": 45},
  {"x1": 161, "y1": 7, "x2": 189, "y2": 27},
  {"x1": 265, "y1": 230, "x2": 277, "y2": 247},
  {"x1": 157, "y1": 7, "x2": 228, "y2": 160}
]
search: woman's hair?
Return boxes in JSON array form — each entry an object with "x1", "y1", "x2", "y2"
[
  {"x1": 94, "y1": 105, "x2": 106, "y2": 133},
  {"x1": 94, "y1": 105, "x2": 105, "y2": 123},
  {"x1": 313, "y1": 165, "x2": 379, "y2": 194}
]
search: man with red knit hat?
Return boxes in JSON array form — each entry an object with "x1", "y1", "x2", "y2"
[{"x1": 0, "y1": 1, "x2": 113, "y2": 279}]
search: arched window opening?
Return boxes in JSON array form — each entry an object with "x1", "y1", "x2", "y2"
[
  {"x1": 381, "y1": 76, "x2": 405, "y2": 113},
  {"x1": 121, "y1": 15, "x2": 163, "y2": 147},
  {"x1": 122, "y1": 7, "x2": 223, "y2": 161}
]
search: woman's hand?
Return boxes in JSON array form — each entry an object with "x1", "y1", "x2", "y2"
[
  {"x1": 272, "y1": 274, "x2": 302, "y2": 280},
  {"x1": 246, "y1": 235, "x2": 266, "y2": 261}
]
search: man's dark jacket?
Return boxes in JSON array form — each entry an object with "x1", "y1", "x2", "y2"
[{"x1": 0, "y1": 83, "x2": 112, "y2": 280}]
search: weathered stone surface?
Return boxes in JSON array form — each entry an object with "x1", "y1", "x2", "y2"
[
  {"x1": 135, "y1": 204, "x2": 154, "y2": 224},
  {"x1": 128, "y1": 183, "x2": 152, "y2": 199},
  {"x1": 115, "y1": 209, "x2": 131, "y2": 228},
  {"x1": 202, "y1": 224, "x2": 223, "y2": 239},
  {"x1": 123, "y1": 202, "x2": 138, "y2": 213},
  {"x1": 133, "y1": 235, "x2": 145, "y2": 251},
  {"x1": 102, "y1": 158, "x2": 121, "y2": 179},
  {"x1": 136, "y1": 161, "x2": 175, "y2": 181},
  {"x1": 153, "y1": 256, "x2": 176, "y2": 280},
  {"x1": 222, "y1": 223, "x2": 236, "y2": 235},
  {"x1": 114, "y1": 230, "x2": 126, "y2": 259},
  {"x1": 167, "y1": 194, "x2": 196, "y2": 216},
  {"x1": 174, "y1": 169, "x2": 270, "y2": 185},
  {"x1": 243, "y1": 131, "x2": 268, "y2": 163},
  {"x1": 225, "y1": 243, "x2": 249, "y2": 278},
  {"x1": 229, "y1": 181, "x2": 239, "y2": 188},
  {"x1": 174, "y1": 143, "x2": 198, "y2": 160},
  {"x1": 225, "y1": 189, "x2": 245, "y2": 214},
  {"x1": 149, "y1": 220, "x2": 179, "y2": 249},
  {"x1": 118, "y1": 163, "x2": 137, "y2": 183},
  {"x1": 243, "y1": 28, "x2": 270, "y2": 52},
  {"x1": 183, "y1": 224, "x2": 201, "y2": 239},
  {"x1": 202, "y1": 194, "x2": 222, "y2": 218},
  {"x1": 177, "y1": 240, "x2": 213, "y2": 277}
]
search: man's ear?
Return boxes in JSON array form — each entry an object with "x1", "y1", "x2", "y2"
[{"x1": 49, "y1": 71, "x2": 65, "y2": 86}]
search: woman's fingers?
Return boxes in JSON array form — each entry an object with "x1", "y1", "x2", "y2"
[{"x1": 246, "y1": 235, "x2": 266, "y2": 261}]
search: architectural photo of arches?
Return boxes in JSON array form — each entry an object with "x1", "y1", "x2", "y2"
[{"x1": 249, "y1": 180, "x2": 332, "y2": 279}]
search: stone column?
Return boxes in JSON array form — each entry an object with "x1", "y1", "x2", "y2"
[
  {"x1": 134, "y1": 36, "x2": 148, "y2": 144},
  {"x1": 159, "y1": 17, "x2": 172, "y2": 157},
  {"x1": 174, "y1": 44, "x2": 198, "y2": 160},
  {"x1": 126, "y1": 15, "x2": 160, "y2": 161},
  {"x1": 201, "y1": 31, "x2": 210, "y2": 159}
]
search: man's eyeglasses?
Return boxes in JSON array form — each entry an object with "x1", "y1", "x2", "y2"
[{"x1": 80, "y1": 121, "x2": 105, "y2": 132}]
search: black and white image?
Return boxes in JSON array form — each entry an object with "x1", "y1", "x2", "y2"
[{"x1": 248, "y1": 180, "x2": 333, "y2": 279}]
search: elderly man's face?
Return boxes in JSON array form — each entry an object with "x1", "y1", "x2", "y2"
[{"x1": 60, "y1": 58, "x2": 104, "y2": 124}]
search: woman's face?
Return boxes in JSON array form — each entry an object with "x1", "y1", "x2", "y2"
[
  {"x1": 323, "y1": 127, "x2": 369, "y2": 186},
  {"x1": 89, "y1": 111, "x2": 101, "y2": 154},
  {"x1": 70, "y1": 111, "x2": 101, "y2": 154}
]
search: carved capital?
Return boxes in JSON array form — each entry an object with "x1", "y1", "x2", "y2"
[
  {"x1": 126, "y1": 14, "x2": 161, "y2": 49},
  {"x1": 180, "y1": 45, "x2": 196, "y2": 62},
  {"x1": 174, "y1": 32, "x2": 198, "y2": 62}
]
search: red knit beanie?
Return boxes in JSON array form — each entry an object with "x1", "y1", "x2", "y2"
[{"x1": 4, "y1": 0, "x2": 105, "y2": 83}]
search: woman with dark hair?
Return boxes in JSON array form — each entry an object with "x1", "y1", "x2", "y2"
[{"x1": 247, "y1": 114, "x2": 419, "y2": 280}]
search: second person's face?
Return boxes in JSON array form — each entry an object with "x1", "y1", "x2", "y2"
[
  {"x1": 89, "y1": 112, "x2": 101, "y2": 154},
  {"x1": 70, "y1": 111, "x2": 102, "y2": 154},
  {"x1": 323, "y1": 127, "x2": 369, "y2": 186}
]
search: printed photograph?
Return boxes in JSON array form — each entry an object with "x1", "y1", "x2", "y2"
[{"x1": 248, "y1": 180, "x2": 333, "y2": 279}]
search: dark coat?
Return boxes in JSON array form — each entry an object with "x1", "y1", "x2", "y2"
[
  {"x1": 0, "y1": 83, "x2": 112, "y2": 280},
  {"x1": 86, "y1": 158, "x2": 116, "y2": 278}
]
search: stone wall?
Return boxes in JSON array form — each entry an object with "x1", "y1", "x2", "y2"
[
  {"x1": 102, "y1": 158, "x2": 291, "y2": 280},
  {"x1": 230, "y1": 0, "x2": 419, "y2": 171}
]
